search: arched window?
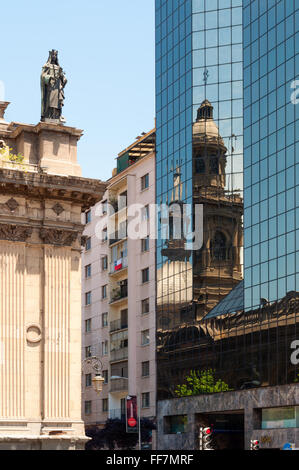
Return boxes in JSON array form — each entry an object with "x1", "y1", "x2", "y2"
[
  {"x1": 195, "y1": 158, "x2": 205, "y2": 174},
  {"x1": 210, "y1": 156, "x2": 219, "y2": 174},
  {"x1": 211, "y1": 231, "x2": 227, "y2": 261}
]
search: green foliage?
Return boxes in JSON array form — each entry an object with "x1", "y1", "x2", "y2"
[
  {"x1": 0, "y1": 146, "x2": 24, "y2": 164},
  {"x1": 175, "y1": 369, "x2": 231, "y2": 397}
]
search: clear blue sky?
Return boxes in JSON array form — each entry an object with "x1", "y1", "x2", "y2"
[{"x1": 1, "y1": 0, "x2": 155, "y2": 180}]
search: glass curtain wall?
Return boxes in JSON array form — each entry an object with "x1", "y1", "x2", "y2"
[
  {"x1": 243, "y1": 0, "x2": 299, "y2": 311},
  {"x1": 155, "y1": 0, "x2": 243, "y2": 400}
]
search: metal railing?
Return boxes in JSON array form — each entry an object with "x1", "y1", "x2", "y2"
[
  {"x1": 110, "y1": 347, "x2": 128, "y2": 362},
  {"x1": 110, "y1": 257, "x2": 128, "y2": 274},
  {"x1": 110, "y1": 318, "x2": 128, "y2": 333},
  {"x1": 109, "y1": 409, "x2": 126, "y2": 421},
  {"x1": 110, "y1": 285, "x2": 128, "y2": 303}
]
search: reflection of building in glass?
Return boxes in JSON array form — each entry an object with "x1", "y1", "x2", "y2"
[
  {"x1": 155, "y1": 0, "x2": 244, "y2": 402},
  {"x1": 156, "y1": 0, "x2": 299, "y2": 451},
  {"x1": 192, "y1": 100, "x2": 243, "y2": 318}
]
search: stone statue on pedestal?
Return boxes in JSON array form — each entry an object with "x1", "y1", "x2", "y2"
[{"x1": 41, "y1": 50, "x2": 67, "y2": 123}]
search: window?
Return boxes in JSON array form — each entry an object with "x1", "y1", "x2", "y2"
[
  {"x1": 102, "y1": 312, "x2": 108, "y2": 327},
  {"x1": 141, "y1": 329, "x2": 150, "y2": 346},
  {"x1": 261, "y1": 406, "x2": 297, "y2": 429},
  {"x1": 141, "y1": 173, "x2": 149, "y2": 190},
  {"x1": 102, "y1": 256, "x2": 108, "y2": 271},
  {"x1": 141, "y1": 392, "x2": 150, "y2": 408},
  {"x1": 102, "y1": 398, "x2": 108, "y2": 412},
  {"x1": 85, "y1": 264, "x2": 91, "y2": 278},
  {"x1": 141, "y1": 237, "x2": 149, "y2": 252},
  {"x1": 119, "y1": 191, "x2": 127, "y2": 210},
  {"x1": 164, "y1": 415, "x2": 188, "y2": 434},
  {"x1": 141, "y1": 205, "x2": 150, "y2": 221},
  {"x1": 142, "y1": 361, "x2": 150, "y2": 377},
  {"x1": 85, "y1": 237, "x2": 91, "y2": 251},
  {"x1": 211, "y1": 231, "x2": 227, "y2": 261},
  {"x1": 102, "y1": 285, "x2": 107, "y2": 299},
  {"x1": 102, "y1": 227, "x2": 108, "y2": 242},
  {"x1": 102, "y1": 340, "x2": 108, "y2": 356},
  {"x1": 85, "y1": 400, "x2": 92, "y2": 415},
  {"x1": 85, "y1": 210, "x2": 91, "y2": 224},
  {"x1": 85, "y1": 291, "x2": 92, "y2": 305},
  {"x1": 102, "y1": 370, "x2": 108, "y2": 384},
  {"x1": 141, "y1": 298, "x2": 150, "y2": 315},
  {"x1": 85, "y1": 373, "x2": 92, "y2": 387},
  {"x1": 195, "y1": 158, "x2": 205, "y2": 174},
  {"x1": 85, "y1": 318, "x2": 92, "y2": 333},
  {"x1": 102, "y1": 200, "x2": 108, "y2": 215},
  {"x1": 142, "y1": 268, "x2": 149, "y2": 283},
  {"x1": 119, "y1": 220, "x2": 127, "y2": 239},
  {"x1": 85, "y1": 346, "x2": 92, "y2": 358}
]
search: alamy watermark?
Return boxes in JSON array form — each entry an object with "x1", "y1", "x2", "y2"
[
  {"x1": 290, "y1": 79, "x2": 299, "y2": 104},
  {"x1": 94, "y1": 200, "x2": 203, "y2": 251},
  {"x1": 290, "y1": 340, "x2": 299, "y2": 365}
]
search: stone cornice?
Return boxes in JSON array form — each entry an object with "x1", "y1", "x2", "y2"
[
  {"x1": 6, "y1": 121, "x2": 83, "y2": 139},
  {"x1": 0, "y1": 223, "x2": 33, "y2": 242},
  {"x1": 0, "y1": 168, "x2": 107, "y2": 211}
]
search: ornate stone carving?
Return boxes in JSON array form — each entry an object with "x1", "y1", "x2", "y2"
[
  {"x1": 6, "y1": 198, "x2": 19, "y2": 212},
  {"x1": 40, "y1": 228, "x2": 77, "y2": 246},
  {"x1": 0, "y1": 224, "x2": 32, "y2": 242},
  {"x1": 52, "y1": 203, "x2": 64, "y2": 216}
]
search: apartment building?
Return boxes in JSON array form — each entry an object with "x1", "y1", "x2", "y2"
[{"x1": 82, "y1": 130, "x2": 156, "y2": 441}]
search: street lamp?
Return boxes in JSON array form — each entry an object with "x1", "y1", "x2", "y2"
[{"x1": 82, "y1": 356, "x2": 105, "y2": 395}]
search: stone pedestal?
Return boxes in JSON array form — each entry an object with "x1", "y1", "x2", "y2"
[{"x1": 0, "y1": 116, "x2": 106, "y2": 449}]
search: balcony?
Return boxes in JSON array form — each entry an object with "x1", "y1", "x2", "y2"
[
  {"x1": 110, "y1": 347, "x2": 128, "y2": 362},
  {"x1": 109, "y1": 377, "x2": 128, "y2": 393},
  {"x1": 109, "y1": 222, "x2": 127, "y2": 246},
  {"x1": 110, "y1": 284, "x2": 128, "y2": 304},
  {"x1": 110, "y1": 257, "x2": 128, "y2": 275},
  {"x1": 110, "y1": 318, "x2": 128, "y2": 333}
]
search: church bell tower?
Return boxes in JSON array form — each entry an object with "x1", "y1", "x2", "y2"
[{"x1": 192, "y1": 100, "x2": 243, "y2": 318}]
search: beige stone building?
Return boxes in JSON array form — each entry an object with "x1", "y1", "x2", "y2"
[
  {"x1": 82, "y1": 130, "x2": 156, "y2": 447},
  {"x1": 0, "y1": 101, "x2": 106, "y2": 449}
]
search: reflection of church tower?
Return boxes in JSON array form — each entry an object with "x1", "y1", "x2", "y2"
[{"x1": 193, "y1": 100, "x2": 243, "y2": 318}]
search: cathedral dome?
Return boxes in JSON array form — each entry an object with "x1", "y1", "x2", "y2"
[{"x1": 192, "y1": 100, "x2": 225, "y2": 147}]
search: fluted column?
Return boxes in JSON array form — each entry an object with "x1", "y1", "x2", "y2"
[
  {"x1": 0, "y1": 243, "x2": 25, "y2": 419},
  {"x1": 43, "y1": 246, "x2": 71, "y2": 420}
]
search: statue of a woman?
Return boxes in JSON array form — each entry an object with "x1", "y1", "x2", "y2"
[{"x1": 41, "y1": 50, "x2": 67, "y2": 122}]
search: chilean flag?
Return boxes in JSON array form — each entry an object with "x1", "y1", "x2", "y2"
[{"x1": 114, "y1": 259, "x2": 122, "y2": 271}]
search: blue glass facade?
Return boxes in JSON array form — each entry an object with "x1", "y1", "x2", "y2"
[
  {"x1": 243, "y1": 0, "x2": 299, "y2": 310},
  {"x1": 155, "y1": 0, "x2": 244, "y2": 399}
]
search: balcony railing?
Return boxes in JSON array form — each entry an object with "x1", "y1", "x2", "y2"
[
  {"x1": 110, "y1": 318, "x2": 128, "y2": 333},
  {"x1": 110, "y1": 257, "x2": 128, "y2": 274},
  {"x1": 109, "y1": 228, "x2": 127, "y2": 246},
  {"x1": 110, "y1": 347, "x2": 128, "y2": 362},
  {"x1": 109, "y1": 409, "x2": 126, "y2": 421},
  {"x1": 110, "y1": 285, "x2": 128, "y2": 303},
  {"x1": 109, "y1": 377, "x2": 128, "y2": 393}
]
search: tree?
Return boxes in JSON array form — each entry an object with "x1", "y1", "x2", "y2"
[
  {"x1": 85, "y1": 417, "x2": 156, "y2": 450},
  {"x1": 175, "y1": 369, "x2": 231, "y2": 397}
]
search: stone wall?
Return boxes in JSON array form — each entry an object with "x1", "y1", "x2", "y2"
[{"x1": 157, "y1": 384, "x2": 299, "y2": 450}]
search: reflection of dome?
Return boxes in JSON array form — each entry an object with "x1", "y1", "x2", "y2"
[{"x1": 193, "y1": 100, "x2": 225, "y2": 148}]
